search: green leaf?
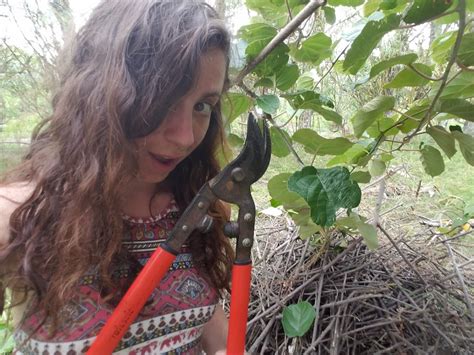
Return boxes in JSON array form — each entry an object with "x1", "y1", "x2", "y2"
[
  {"x1": 288, "y1": 166, "x2": 361, "y2": 227},
  {"x1": 336, "y1": 213, "x2": 361, "y2": 230},
  {"x1": 282, "y1": 301, "x2": 316, "y2": 338},
  {"x1": 350, "y1": 170, "x2": 372, "y2": 183},
  {"x1": 343, "y1": 14, "x2": 401, "y2": 75},
  {"x1": 293, "y1": 129, "x2": 353, "y2": 156},
  {"x1": 254, "y1": 77, "x2": 274, "y2": 88},
  {"x1": 221, "y1": 93, "x2": 253, "y2": 124},
  {"x1": 366, "y1": 116, "x2": 398, "y2": 137},
  {"x1": 328, "y1": 0, "x2": 364, "y2": 6},
  {"x1": 256, "y1": 94, "x2": 280, "y2": 114},
  {"x1": 294, "y1": 74, "x2": 314, "y2": 90},
  {"x1": 284, "y1": 90, "x2": 334, "y2": 109},
  {"x1": 439, "y1": 99, "x2": 474, "y2": 122},
  {"x1": 380, "y1": 0, "x2": 398, "y2": 11},
  {"x1": 468, "y1": 0, "x2": 474, "y2": 11},
  {"x1": 369, "y1": 158, "x2": 386, "y2": 177},
  {"x1": 430, "y1": 31, "x2": 456, "y2": 65},
  {"x1": 268, "y1": 173, "x2": 306, "y2": 209},
  {"x1": 253, "y1": 43, "x2": 290, "y2": 77},
  {"x1": 420, "y1": 144, "x2": 445, "y2": 177},
  {"x1": 275, "y1": 64, "x2": 299, "y2": 91},
  {"x1": 397, "y1": 102, "x2": 429, "y2": 133},
  {"x1": 238, "y1": 23, "x2": 277, "y2": 43},
  {"x1": 352, "y1": 96, "x2": 396, "y2": 137},
  {"x1": 327, "y1": 143, "x2": 369, "y2": 167},
  {"x1": 434, "y1": 12, "x2": 458, "y2": 25},
  {"x1": 243, "y1": 1, "x2": 288, "y2": 26},
  {"x1": 356, "y1": 220, "x2": 379, "y2": 250},
  {"x1": 380, "y1": 153, "x2": 394, "y2": 162},
  {"x1": 427, "y1": 126, "x2": 456, "y2": 158},
  {"x1": 439, "y1": 71, "x2": 474, "y2": 99},
  {"x1": 298, "y1": 221, "x2": 323, "y2": 239},
  {"x1": 323, "y1": 6, "x2": 336, "y2": 25},
  {"x1": 363, "y1": 0, "x2": 380, "y2": 16},
  {"x1": 369, "y1": 53, "x2": 418, "y2": 79},
  {"x1": 227, "y1": 133, "x2": 244, "y2": 148},
  {"x1": 286, "y1": 92, "x2": 341, "y2": 124},
  {"x1": 291, "y1": 33, "x2": 332, "y2": 64},
  {"x1": 270, "y1": 126, "x2": 291, "y2": 158},
  {"x1": 403, "y1": 0, "x2": 451, "y2": 24},
  {"x1": 451, "y1": 131, "x2": 474, "y2": 166},
  {"x1": 384, "y1": 63, "x2": 432, "y2": 88},
  {"x1": 309, "y1": 106, "x2": 343, "y2": 125}
]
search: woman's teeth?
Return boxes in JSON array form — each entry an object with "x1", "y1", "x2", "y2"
[{"x1": 151, "y1": 153, "x2": 174, "y2": 164}]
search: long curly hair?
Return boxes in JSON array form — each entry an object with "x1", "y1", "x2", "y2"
[{"x1": 0, "y1": 0, "x2": 234, "y2": 332}]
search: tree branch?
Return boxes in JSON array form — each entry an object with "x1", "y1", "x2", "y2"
[
  {"x1": 231, "y1": 0, "x2": 327, "y2": 86},
  {"x1": 407, "y1": 63, "x2": 443, "y2": 81},
  {"x1": 238, "y1": 82, "x2": 305, "y2": 166},
  {"x1": 403, "y1": 0, "x2": 467, "y2": 143}
]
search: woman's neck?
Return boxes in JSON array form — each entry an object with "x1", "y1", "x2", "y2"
[{"x1": 120, "y1": 180, "x2": 173, "y2": 218}]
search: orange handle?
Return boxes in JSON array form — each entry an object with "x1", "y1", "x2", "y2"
[
  {"x1": 87, "y1": 246, "x2": 176, "y2": 354},
  {"x1": 226, "y1": 263, "x2": 252, "y2": 355}
]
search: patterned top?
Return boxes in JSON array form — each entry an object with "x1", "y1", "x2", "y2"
[{"x1": 13, "y1": 201, "x2": 218, "y2": 354}]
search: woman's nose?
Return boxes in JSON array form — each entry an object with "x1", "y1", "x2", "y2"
[{"x1": 165, "y1": 104, "x2": 195, "y2": 149}]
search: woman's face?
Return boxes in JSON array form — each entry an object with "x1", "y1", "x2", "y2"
[{"x1": 133, "y1": 48, "x2": 226, "y2": 185}]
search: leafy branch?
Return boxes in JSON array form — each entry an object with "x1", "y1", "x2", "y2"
[
  {"x1": 232, "y1": 0, "x2": 327, "y2": 86},
  {"x1": 403, "y1": 0, "x2": 467, "y2": 144}
]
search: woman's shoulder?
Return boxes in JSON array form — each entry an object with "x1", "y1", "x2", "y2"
[{"x1": 0, "y1": 181, "x2": 36, "y2": 246}]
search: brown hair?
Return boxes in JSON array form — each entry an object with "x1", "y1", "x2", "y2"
[{"x1": 1, "y1": 0, "x2": 234, "y2": 332}]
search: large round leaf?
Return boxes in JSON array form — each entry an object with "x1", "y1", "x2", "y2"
[
  {"x1": 270, "y1": 126, "x2": 291, "y2": 158},
  {"x1": 343, "y1": 14, "x2": 401, "y2": 75},
  {"x1": 369, "y1": 158, "x2": 386, "y2": 177},
  {"x1": 256, "y1": 94, "x2": 280, "y2": 114},
  {"x1": 293, "y1": 129, "x2": 353, "y2": 156},
  {"x1": 221, "y1": 93, "x2": 253, "y2": 125},
  {"x1": 288, "y1": 166, "x2": 361, "y2": 227},
  {"x1": 352, "y1": 96, "x2": 395, "y2": 137},
  {"x1": 420, "y1": 144, "x2": 445, "y2": 177},
  {"x1": 426, "y1": 126, "x2": 456, "y2": 159},
  {"x1": 267, "y1": 173, "x2": 305, "y2": 209},
  {"x1": 439, "y1": 71, "x2": 474, "y2": 99},
  {"x1": 282, "y1": 301, "x2": 316, "y2": 338},
  {"x1": 369, "y1": 53, "x2": 418, "y2": 79},
  {"x1": 356, "y1": 219, "x2": 379, "y2": 250},
  {"x1": 404, "y1": 0, "x2": 452, "y2": 25},
  {"x1": 291, "y1": 33, "x2": 332, "y2": 64},
  {"x1": 384, "y1": 63, "x2": 432, "y2": 88},
  {"x1": 439, "y1": 99, "x2": 474, "y2": 122},
  {"x1": 451, "y1": 131, "x2": 474, "y2": 166},
  {"x1": 430, "y1": 31, "x2": 456, "y2": 65},
  {"x1": 275, "y1": 64, "x2": 299, "y2": 91}
]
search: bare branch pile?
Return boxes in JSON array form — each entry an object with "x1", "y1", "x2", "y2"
[{"x1": 238, "y1": 214, "x2": 474, "y2": 354}]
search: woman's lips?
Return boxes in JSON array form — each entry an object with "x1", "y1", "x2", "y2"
[{"x1": 148, "y1": 152, "x2": 181, "y2": 170}]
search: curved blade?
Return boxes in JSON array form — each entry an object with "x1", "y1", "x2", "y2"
[
  {"x1": 209, "y1": 112, "x2": 271, "y2": 202},
  {"x1": 229, "y1": 112, "x2": 271, "y2": 183}
]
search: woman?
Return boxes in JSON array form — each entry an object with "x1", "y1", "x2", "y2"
[{"x1": 0, "y1": 0, "x2": 235, "y2": 353}]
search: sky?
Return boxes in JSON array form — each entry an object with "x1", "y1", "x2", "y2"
[{"x1": 1, "y1": 0, "x2": 249, "y2": 51}]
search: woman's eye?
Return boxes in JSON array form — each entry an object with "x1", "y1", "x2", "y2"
[{"x1": 194, "y1": 102, "x2": 213, "y2": 115}]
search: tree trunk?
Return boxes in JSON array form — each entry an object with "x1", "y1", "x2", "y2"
[{"x1": 214, "y1": 0, "x2": 226, "y2": 19}]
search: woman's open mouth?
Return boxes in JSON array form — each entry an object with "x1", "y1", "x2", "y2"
[{"x1": 149, "y1": 152, "x2": 180, "y2": 169}]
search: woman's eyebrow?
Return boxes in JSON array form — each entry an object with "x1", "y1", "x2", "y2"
[{"x1": 201, "y1": 92, "x2": 222, "y2": 100}]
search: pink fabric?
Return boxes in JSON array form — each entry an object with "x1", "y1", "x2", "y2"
[{"x1": 14, "y1": 201, "x2": 218, "y2": 354}]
